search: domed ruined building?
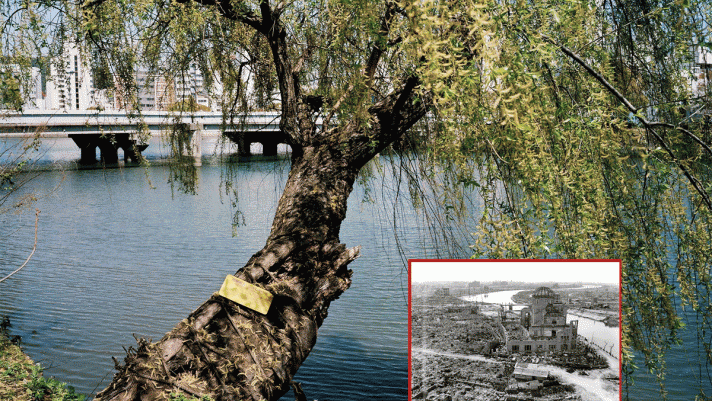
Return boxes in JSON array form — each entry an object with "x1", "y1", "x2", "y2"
[{"x1": 507, "y1": 287, "x2": 578, "y2": 354}]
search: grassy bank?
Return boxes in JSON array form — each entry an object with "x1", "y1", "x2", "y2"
[{"x1": 0, "y1": 318, "x2": 85, "y2": 401}]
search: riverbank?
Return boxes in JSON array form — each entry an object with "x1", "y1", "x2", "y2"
[
  {"x1": 568, "y1": 309, "x2": 619, "y2": 326},
  {"x1": 0, "y1": 319, "x2": 85, "y2": 401}
]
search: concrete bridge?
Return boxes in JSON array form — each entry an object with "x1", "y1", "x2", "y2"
[{"x1": 0, "y1": 110, "x2": 288, "y2": 164}]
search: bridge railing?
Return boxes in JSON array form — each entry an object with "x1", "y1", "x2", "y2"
[{"x1": 0, "y1": 110, "x2": 282, "y2": 136}]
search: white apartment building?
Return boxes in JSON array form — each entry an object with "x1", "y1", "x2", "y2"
[
  {"x1": 7, "y1": 42, "x2": 224, "y2": 112},
  {"x1": 690, "y1": 45, "x2": 712, "y2": 98},
  {"x1": 134, "y1": 70, "x2": 175, "y2": 111},
  {"x1": 4, "y1": 44, "x2": 222, "y2": 112},
  {"x1": 128, "y1": 64, "x2": 216, "y2": 111},
  {"x1": 43, "y1": 43, "x2": 111, "y2": 111},
  {"x1": 173, "y1": 63, "x2": 214, "y2": 110},
  {"x1": 25, "y1": 66, "x2": 47, "y2": 110}
]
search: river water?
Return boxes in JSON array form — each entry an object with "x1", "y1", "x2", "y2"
[
  {"x1": 624, "y1": 306, "x2": 712, "y2": 400},
  {"x1": 0, "y1": 137, "x2": 468, "y2": 399},
  {"x1": 570, "y1": 316, "x2": 619, "y2": 361},
  {"x1": 463, "y1": 290, "x2": 527, "y2": 311},
  {"x1": 4, "y1": 135, "x2": 698, "y2": 400}
]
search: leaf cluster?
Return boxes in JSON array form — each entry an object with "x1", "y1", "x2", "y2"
[{"x1": 390, "y1": 0, "x2": 711, "y2": 396}]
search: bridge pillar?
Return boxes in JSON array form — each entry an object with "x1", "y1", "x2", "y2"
[
  {"x1": 70, "y1": 134, "x2": 148, "y2": 165},
  {"x1": 80, "y1": 144, "x2": 98, "y2": 164},
  {"x1": 174, "y1": 123, "x2": 203, "y2": 166},
  {"x1": 120, "y1": 142, "x2": 149, "y2": 163},
  {"x1": 222, "y1": 132, "x2": 250, "y2": 158},
  {"x1": 70, "y1": 135, "x2": 99, "y2": 164},
  {"x1": 97, "y1": 136, "x2": 119, "y2": 164},
  {"x1": 115, "y1": 134, "x2": 148, "y2": 163},
  {"x1": 223, "y1": 130, "x2": 287, "y2": 158},
  {"x1": 261, "y1": 140, "x2": 278, "y2": 156},
  {"x1": 238, "y1": 134, "x2": 251, "y2": 157},
  {"x1": 189, "y1": 124, "x2": 202, "y2": 167}
]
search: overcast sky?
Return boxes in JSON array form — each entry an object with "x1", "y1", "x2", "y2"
[{"x1": 410, "y1": 260, "x2": 620, "y2": 284}]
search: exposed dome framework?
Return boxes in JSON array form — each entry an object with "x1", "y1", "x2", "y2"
[{"x1": 532, "y1": 286, "x2": 559, "y2": 299}]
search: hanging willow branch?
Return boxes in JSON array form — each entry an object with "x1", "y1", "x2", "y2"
[
  {"x1": 542, "y1": 34, "x2": 712, "y2": 211},
  {"x1": 0, "y1": 209, "x2": 40, "y2": 284}
]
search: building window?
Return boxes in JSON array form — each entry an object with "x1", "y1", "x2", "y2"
[
  {"x1": 512, "y1": 345, "x2": 519, "y2": 352},
  {"x1": 524, "y1": 345, "x2": 532, "y2": 352},
  {"x1": 550, "y1": 344, "x2": 556, "y2": 351},
  {"x1": 74, "y1": 55, "x2": 80, "y2": 109}
]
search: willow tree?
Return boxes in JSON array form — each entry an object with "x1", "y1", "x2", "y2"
[
  {"x1": 400, "y1": 0, "x2": 712, "y2": 399},
  {"x1": 74, "y1": 0, "x2": 427, "y2": 400},
  {"x1": 2, "y1": 0, "x2": 711, "y2": 399}
]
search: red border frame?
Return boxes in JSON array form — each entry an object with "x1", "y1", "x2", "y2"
[{"x1": 407, "y1": 259, "x2": 623, "y2": 401}]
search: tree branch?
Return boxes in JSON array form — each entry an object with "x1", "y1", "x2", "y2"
[
  {"x1": 364, "y1": 1, "x2": 397, "y2": 85},
  {"x1": 542, "y1": 34, "x2": 712, "y2": 211},
  {"x1": 647, "y1": 122, "x2": 712, "y2": 158},
  {"x1": 0, "y1": 6, "x2": 27, "y2": 37},
  {"x1": 341, "y1": 75, "x2": 430, "y2": 167},
  {"x1": 176, "y1": 0, "x2": 264, "y2": 31},
  {"x1": 542, "y1": 34, "x2": 638, "y2": 113},
  {"x1": 323, "y1": 1, "x2": 400, "y2": 136},
  {"x1": 323, "y1": 83, "x2": 354, "y2": 131},
  {"x1": 0, "y1": 209, "x2": 39, "y2": 284}
]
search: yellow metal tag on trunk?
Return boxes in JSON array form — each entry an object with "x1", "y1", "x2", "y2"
[{"x1": 218, "y1": 275, "x2": 273, "y2": 315}]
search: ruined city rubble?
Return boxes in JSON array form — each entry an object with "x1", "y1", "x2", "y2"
[{"x1": 412, "y1": 296, "x2": 613, "y2": 401}]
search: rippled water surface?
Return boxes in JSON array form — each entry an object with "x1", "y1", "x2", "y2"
[{"x1": 0, "y1": 138, "x2": 467, "y2": 399}]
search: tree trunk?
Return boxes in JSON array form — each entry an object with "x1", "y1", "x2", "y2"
[
  {"x1": 94, "y1": 0, "x2": 427, "y2": 396},
  {"x1": 96, "y1": 147, "x2": 361, "y2": 401}
]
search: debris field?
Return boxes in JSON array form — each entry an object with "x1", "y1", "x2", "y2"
[{"x1": 411, "y1": 296, "x2": 611, "y2": 401}]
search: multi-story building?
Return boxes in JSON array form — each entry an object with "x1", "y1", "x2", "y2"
[
  {"x1": 44, "y1": 43, "x2": 110, "y2": 111},
  {"x1": 690, "y1": 45, "x2": 712, "y2": 99},
  {"x1": 173, "y1": 63, "x2": 214, "y2": 110},
  {"x1": 6, "y1": 44, "x2": 223, "y2": 112},
  {"x1": 506, "y1": 287, "x2": 578, "y2": 354},
  {"x1": 125, "y1": 65, "x2": 215, "y2": 111},
  {"x1": 133, "y1": 71, "x2": 175, "y2": 111},
  {"x1": 25, "y1": 66, "x2": 47, "y2": 110}
]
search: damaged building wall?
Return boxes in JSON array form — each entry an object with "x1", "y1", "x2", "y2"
[{"x1": 507, "y1": 287, "x2": 578, "y2": 354}]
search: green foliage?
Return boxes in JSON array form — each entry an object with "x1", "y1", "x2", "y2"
[
  {"x1": 2, "y1": 0, "x2": 710, "y2": 397},
  {"x1": 392, "y1": 0, "x2": 711, "y2": 397},
  {"x1": 1, "y1": 319, "x2": 85, "y2": 401},
  {"x1": 168, "y1": 392, "x2": 213, "y2": 401},
  {"x1": 0, "y1": 70, "x2": 23, "y2": 111},
  {"x1": 165, "y1": 122, "x2": 198, "y2": 195},
  {"x1": 26, "y1": 371, "x2": 85, "y2": 401}
]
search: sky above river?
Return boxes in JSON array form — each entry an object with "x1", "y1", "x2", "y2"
[{"x1": 410, "y1": 260, "x2": 619, "y2": 284}]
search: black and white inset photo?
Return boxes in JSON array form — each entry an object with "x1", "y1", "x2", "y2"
[{"x1": 409, "y1": 260, "x2": 620, "y2": 401}]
